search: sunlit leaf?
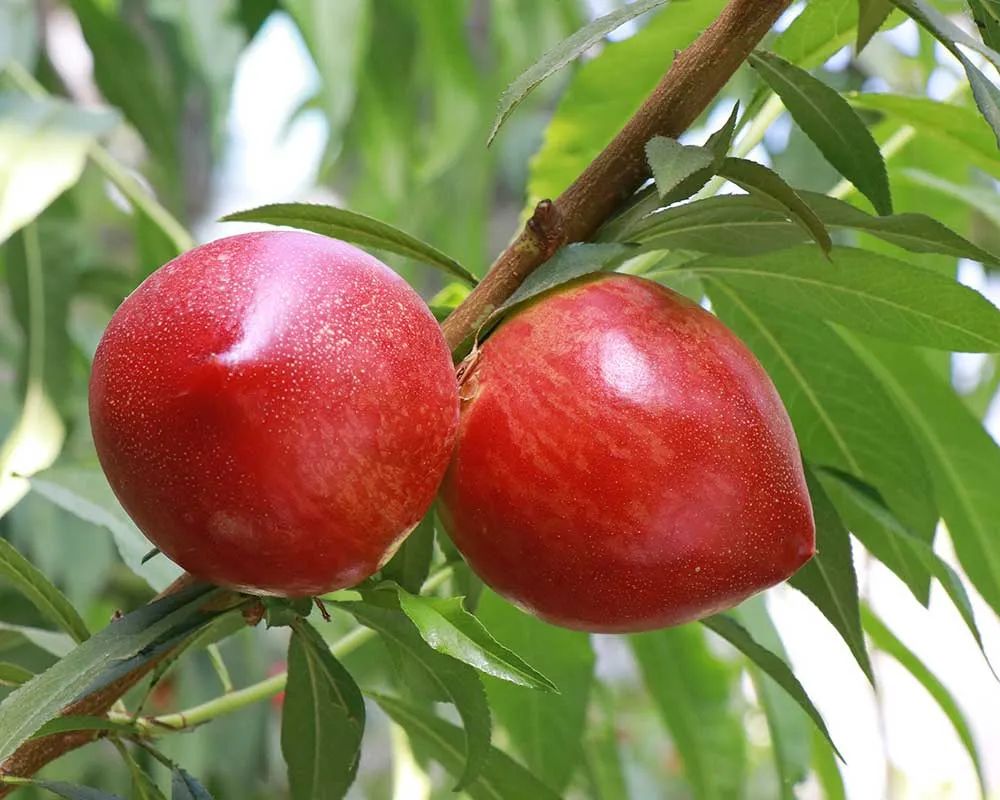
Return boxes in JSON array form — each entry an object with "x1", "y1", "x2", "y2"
[{"x1": 221, "y1": 203, "x2": 477, "y2": 284}]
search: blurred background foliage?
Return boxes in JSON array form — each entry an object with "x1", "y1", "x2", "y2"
[{"x1": 1, "y1": 0, "x2": 999, "y2": 798}]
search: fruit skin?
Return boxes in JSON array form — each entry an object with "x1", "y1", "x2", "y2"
[
  {"x1": 90, "y1": 231, "x2": 459, "y2": 596},
  {"x1": 439, "y1": 274, "x2": 814, "y2": 632}
]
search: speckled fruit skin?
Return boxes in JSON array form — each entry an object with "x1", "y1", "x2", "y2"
[
  {"x1": 90, "y1": 231, "x2": 459, "y2": 596},
  {"x1": 439, "y1": 274, "x2": 815, "y2": 632}
]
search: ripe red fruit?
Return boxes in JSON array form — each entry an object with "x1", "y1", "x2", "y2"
[
  {"x1": 90, "y1": 231, "x2": 459, "y2": 596},
  {"x1": 439, "y1": 274, "x2": 814, "y2": 632}
]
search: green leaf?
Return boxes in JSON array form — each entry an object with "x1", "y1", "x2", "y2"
[
  {"x1": 701, "y1": 613, "x2": 841, "y2": 760},
  {"x1": 0, "y1": 622, "x2": 75, "y2": 657},
  {"x1": 282, "y1": 619, "x2": 365, "y2": 800},
  {"x1": 631, "y1": 624, "x2": 746, "y2": 800},
  {"x1": 889, "y1": 0, "x2": 1000, "y2": 70},
  {"x1": 30, "y1": 715, "x2": 137, "y2": 739},
  {"x1": 861, "y1": 606, "x2": 987, "y2": 795},
  {"x1": 337, "y1": 599, "x2": 491, "y2": 789},
  {"x1": 30, "y1": 466, "x2": 182, "y2": 592},
  {"x1": 957, "y1": 51, "x2": 1000, "y2": 148},
  {"x1": 396, "y1": 589, "x2": 556, "y2": 692},
  {"x1": 170, "y1": 768, "x2": 214, "y2": 800},
  {"x1": 841, "y1": 334, "x2": 1000, "y2": 620},
  {"x1": 0, "y1": 661, "x2": 32, "y2": 686},
  {"x1": 10, "y1": 780, "x2": 124, "y2": 800},
  {"x1": 733, "y1": 597, "x2": 811, "y2": 798},
  {"x1": 380, "y1": 511, "x2": 434, "y2": 594},
  {"x1": 528, "y1": 0, "x2": 727, "y2": 204},
  {"x1": 489, "y1": 0, "x2": 669, "y2": 144},
  {"x1": 857, "y1": 0, "x2": 894, "y2": 51},
  {"x1": 900, "y1": 169, "x2": 1000, "y2": 230},
  {"x1": 819, "y1": 469, "x2": 992, "y2": 671},
  {"x1": 0, "y1": 538, "x2": 89, "y2": 643},
  {"x1": 748, "y1": 51, "x2": 891, "y2": 215},
  {"x1": 685, "y1": 246, "x2": 1000, "y2": 352},
  {"x1": 775, "y1": 0, "x2": 860, "y2": 69},
  {"x1": 372, "y1": 693, "x2": 561, "y2": 800},
  {"x1": 489, "y1": 243, "x2": 634, "y2": 325},
  {"x1": 706, "y1": 284, "x2": 936, "y2": 595},
  {"x1": 811, "y1": 727, "x2": 847, "y2": 800},
  {"x1": 969, "y1": 0, "x2": 1000, "y2": 52},
  {"x1": 789, "y1": 470, "x2": 873, "y2": 683},
  {"x1": 717, "y1": 157, "x2": 832, "y2": 252},
  {"x1": 475, "y1": 591, "x2": 594, "y2": 795},
  {"x1": 645, "y1": 138, "x2": 714, "y2": 199},
  {"x1": 112, "y1": 741, "x2": 167, "y2": 800},
  {"x1": 221, "y1": 203, "x2": 476, "y2": 284},
  {"x1": 848, "y1": 93, "x2": 1000, "y2": 179},
  {"x1": 0, "y1": 582, "x2": 218, "y2": 763},
  {"x1": 0, "y1": 94, "x2": 117, "y2": 244}
]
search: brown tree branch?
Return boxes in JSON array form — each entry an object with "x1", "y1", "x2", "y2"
[
  {"x1": 442, "y1": 0, "x2": 790, "y2": 350},
  {"x1": 0, "y1": 0, "x2": 789, "y2": 791}
]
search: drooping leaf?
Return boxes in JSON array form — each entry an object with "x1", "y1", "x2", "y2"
[
  {"x1": 380, "y1": 511, "x2": 435, "y2": 595},
  {"x1": 112, "y1": 740, "x2": 167, "y2": 800},
  {"x1": 957, "y1": 51, "x2": 1000, "y2": 148},
  {"x1": 733, "y1": 597, "x2": 812, "y2": 798},
  {"x1": 170, "y1": 768, "x2": 214, "y2": 800},
  {"x1": 702, "y1": 613, "x2": 841, "y2": 760},
  {"x1": 282, "y1": 619, "x2": 364, "y2": 800},
  {"x1": 819, "y1": 469, "x2": 992, "y2": 672},
  {"x1": 645, "y1": 138, "x2": 714, "y2": 200},
  {"x1": 396, "y1": 589, "x2": 556, "y2": 692},
  {"x1": 684, "y1": 246, "x2": 1000, "y2": 352},
  {"x1": 372, "y1": 693, "x2": 561, "y2": 800},
  {"x1": 337, "y1": 599, "x2": 491, "y2": 789},
  {"x1": 0, "y1": 94, "x2": 117, "y2": 245},
  {"x1": 889, "y1": 0, "x2": 1000, "y2": 70},
  {"x1": 475, "y1": 591, "x2": 594, "y2": 795},
  {"x1": 717, "y1": 157, "x2": 832, "y2": 251},
  {"x1": 861, "y1": 606, "x2": 987, "y2": 795},
  {"x1": 842, "y1": 334, "x2": 1000, "y2": 620},
  {"x1": 221, "y1": 203, "x2": 477, "y2": 284},
  {"x1": 30, "y1": 466, "x2": 182, "y2": 592},
  {"x1": 706, "y1": 284, "x2": 936, "y2": 596},
  {"x1": 489, "y1": 243, "x2": 634, "y2": 325},
  {"x1": 748, "y1": 51, "x2": 891, "y2": 215},
  {"x1": 0, "y1": 538, "x2": 89, "y2": 644},
  {"x1": 30, "y1": 715, "x2": 138, "y2": 739},
  {"x1": 0, "y1": 582, "x2": 219, "y2": 763},
  {"x1": 631, "y1": 624, "x2": 746, "y2": 800},
  {"x1": 848, "y1": 94, "x2": 1000, "y2": 179},
  {"x1": 0, "y1": 661, "x2": 32, "y2": 686},
  {"x1": 789, "y1": 470, "x2": 873, "y2": 683},
  {"x1": 811, "y1": 727, "x2": 847, "y2": 800},
  {"x1": 489, "y1": 0, "x2": 670, "y2": 144},
  {"x1": 857, "y1": 0, "x2": 895, "y2": 51},
  {"x1": 528, "y1": 0, "x2": 728, "y2": 204},
  {"x1": 969, "y1": 0, "x2": 1000, "y2": 52}
]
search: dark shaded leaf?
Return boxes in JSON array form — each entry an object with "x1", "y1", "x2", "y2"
[
  {"x1": 13, "y1": 780, "x2": 125, "y2": 800},
  {"x1": 282, "y1": 619, "x2": 365, "y2": 800},
  {"x1": 857, "y1": 0, "x2": 894, "y2": 52},
  {"x1": 958, "y1": 51, "x2": 1000, "y2": 148},
  {"x1": 222, "y1": 203, "x2": 477, "y2": 284},
  {"x1": 0, "y1": 582, "x2": 219, "y2": 762},
  {"x1": 789, "y1": 470, "x2": 873, "y2": 682},
  {"x1": 748, "y1": 51, "x2": 891, "y2": 215},
  {"x1": 702, "y1": 614, "x2": 841, "y2": 759},
  {"x1": 717, "y1": 157, "x2": 832, "y2": 251},
  {"x1": 372, "y1": 693, "x2": 560, "y2": 800},
  {"x1": 171, "y1": 768, "x2": 214, "y2": 800},
  {"x1": 337, "y1": 599, "x2": 490, "y2": 789},
  {"x1": 380, "y1": 512, "x2": 435, "y2": 594}
]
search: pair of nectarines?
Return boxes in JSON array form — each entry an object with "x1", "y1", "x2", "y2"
[{"x1": 89, "y1": 231, "x2": 814, "y2": 632}]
